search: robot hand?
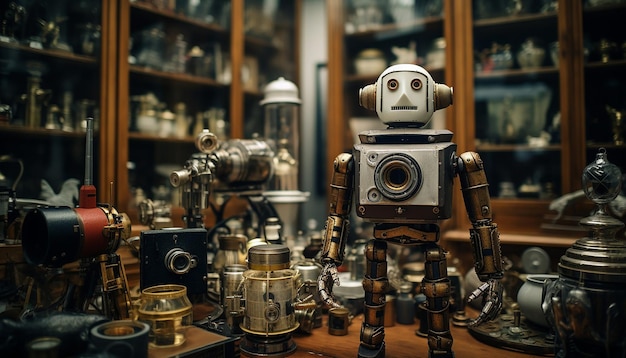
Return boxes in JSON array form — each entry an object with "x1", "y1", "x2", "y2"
[
  {"x1": 318, "y1": 262, "x2": 342, "y2": 308},
  {"x1": 466, "y1": 278, "x2": 503, "y2": 327}
]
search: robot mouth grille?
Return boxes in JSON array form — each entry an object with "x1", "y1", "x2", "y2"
[{"x1": 391, "y1": 106, "x2": 417, "y2": 110}]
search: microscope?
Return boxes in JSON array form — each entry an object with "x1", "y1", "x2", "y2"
[
  {"x1": 138, "y1": 130, "x2": 277, "y2": 294},
  {"x1": 317, "y1": 64, "x2": 504, "y2": 358},
  {"x1": 169, "y1": 129, "x2": 276, "y2": 231}
]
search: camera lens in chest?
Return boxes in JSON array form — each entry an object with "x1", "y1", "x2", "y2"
[{"x1": 374, "y1": 153, "x2": 422, "y2": 201}]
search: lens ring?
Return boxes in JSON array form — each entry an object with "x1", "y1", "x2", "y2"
[
  {"x1": 264, "y1": 302, "x2": 280, "y2": 322},
  {"x1": 164, "y1": 248, "x2": 192, "y2": 274},
  {"x1": 373, "y1": 154, "x2": 421, "y2": 201},
  {"x1": 387, "y1": 79, "x2": 398, "y2": 91},
  {"x1": 411, "y1": 78, "x2": 422, "y2": 90}
]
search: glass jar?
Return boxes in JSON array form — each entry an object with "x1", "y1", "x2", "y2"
[
  {"x1": 137, "y1": 284, "x2": 193, "y2": 348},
  {"x1": 395, "y1": 283, "x2": 415, "y2": 325}
]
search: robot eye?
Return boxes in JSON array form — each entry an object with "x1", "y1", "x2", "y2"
[
  {"x1": 411, "y1": 78, "x2": 422, "y2": 90},
  {"x1": 387, "y1": 79, "x2": 399, "y2": 91}
]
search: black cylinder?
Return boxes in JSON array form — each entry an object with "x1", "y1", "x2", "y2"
[{"x1": 22, "y1": 206, "x2": 81, "y2": 266}]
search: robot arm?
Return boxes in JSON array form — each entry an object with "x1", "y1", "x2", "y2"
[
  {"x1": 318, "y1": 153, "x2": 354, "y2": 308},
  {"x1": 456, "y1": 151, "x2": 504, "y2": 326}
]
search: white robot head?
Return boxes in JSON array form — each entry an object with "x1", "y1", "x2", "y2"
[{"x1": 359, "y1": 64, "x2": 453, "y2": 127}]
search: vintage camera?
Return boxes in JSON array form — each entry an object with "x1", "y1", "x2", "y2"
[
  {"x1": 140, "y1": 228, "x2": 208, "y2": 294},
  {"x1": 354, "y1": 130, "x2": 456, "y2": 223}
]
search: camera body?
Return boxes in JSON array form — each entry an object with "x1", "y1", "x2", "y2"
[
  {"x1": 354, "y1": 128, "x2": 456, "y2": 223},
  {"x1": 140, "y1": 228, "x2": 208, "y2": 294}
]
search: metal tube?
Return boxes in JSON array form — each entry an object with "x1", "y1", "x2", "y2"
[{"x1": 84, "y1": 117, "x2": 93, "y2": 186}]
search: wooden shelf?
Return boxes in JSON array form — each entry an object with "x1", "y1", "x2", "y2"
[
  {"x1": 129, "y1": 65, "x2": 226, "y2": 87},
  {"x1": 475, "y1": 66, "x2": 559, "y2": 79},
  {"x1": 584, "y1": 59, "x2": 626, "y2": 70},
  {"x1": 127, "y1": 131, "x2": 195, "y2": 143},
  {"x1": 475, "y1": 143, "x2": 561, "y2": 152},
  {"x1": 473, "y1": 11, "x2": 557, "y2": 28},
  {"x1": 130, "y1": 1, "x2": 229, "y2": 35},
  {"x1": 0, "y1": 125, "x2": 92, "y2": 139},
  {"x1": 444, "y1": 229, "x2": 576, "y2": 248},
  {"x1": 586, "y1": 142, "x2": 626, "y2": 149},
  {"x1": 344, "y1": 15, "x2": 444, "y2": 40},
  {"x1": 0, "y1": 41, "x2": 98, "y2": 66}
]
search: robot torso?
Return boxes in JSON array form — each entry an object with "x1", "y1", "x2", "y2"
[{"x1": 353, "y1": 127, "x2": 457, "y2": 225}]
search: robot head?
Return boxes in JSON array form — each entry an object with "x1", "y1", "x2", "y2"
[{"x1": 359, "y1": 64, "x2": 453, "y2": 127}]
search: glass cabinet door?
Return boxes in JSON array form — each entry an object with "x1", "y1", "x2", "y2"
[
  {"x1": 0, "y1": 0, "x2": 104, "y2": 242},
  {"x1": 121, "y1": 0, "x2": 231, "y2": 225},
  {"x1": 242, "y1": 0, "x2": 299, "y2": 139},
  {"x1": 581, "y1": 1, "x2": 626, "y2": 176},
  {"x1": 471, "y1": 1, "x2": 561, "y2": 202}
]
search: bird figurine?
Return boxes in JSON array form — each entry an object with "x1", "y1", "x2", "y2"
[
  {"x1": 549, "y1": 188, "x2": 626, "y2": 222},
  {"x1": 40, "y1": 178, "x2": 80, "y2": 207}
]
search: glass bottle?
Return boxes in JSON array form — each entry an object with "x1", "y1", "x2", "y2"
[{"x1": 395, "y1": 282, "x2": 415, "y2": 325}]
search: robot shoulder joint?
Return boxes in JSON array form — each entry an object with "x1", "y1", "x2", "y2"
[
  {"x1": 334, "y1": 153, "x2": 354, "y2": 174},
  {"x1": 457, "y1": 151, "x2": 484, "y2": 174}
]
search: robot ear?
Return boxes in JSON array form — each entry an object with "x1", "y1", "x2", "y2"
[
  {"x1": 434, "y1": 83, "x2": 453, "y2": 110},
  {"x1": 359, "y1": 84, "x2": 377, "y2": 111}
]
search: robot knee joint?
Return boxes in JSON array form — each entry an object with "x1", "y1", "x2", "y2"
[
  {"x1": 428, "y1": 332, "x2": 453, "y2": 352},
  {"x1": 365, "y1": 240, "x2": 387, "y2": 262},
  {"x1": 363, "y1": 276, "x2": 389, "y2": 305},
  {"x1": 363, "y1": 303, "x2": 385, "y2": 327},
  {"x1": 360, "y1": 324, "x2": 385, "y2": 349},
  {"x1": 422, "y1": 280, "x2": 451, "y2": 299},
  {"x1": 425, "y1": 247, "x2": 447, "y2": 262}
]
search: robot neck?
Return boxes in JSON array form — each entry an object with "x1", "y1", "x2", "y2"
[
  {"x1": 357, "y1": 128, "x2": 453, "y2": 145},
  {"x1": 387, "y1": 122, "x2": 427, "y2": 129}
]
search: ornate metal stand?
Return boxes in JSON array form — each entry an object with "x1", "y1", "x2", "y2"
[{"x1": 544, "y1": 148, "x2": 626, "y2": 357}]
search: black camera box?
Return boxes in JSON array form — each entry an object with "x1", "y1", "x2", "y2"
[{"x1": 140, "y1": 228, "x2": 208, "y2": 294}]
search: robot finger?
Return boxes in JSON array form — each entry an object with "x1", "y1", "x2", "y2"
[
  {"x1": 467, "y1": 308, "x2": 489, "y2": 327},
  {"x1": 467, "y1": 282, "x2": 490, "y2": 303},
  {"x1": 318, "y1": 280, "x2": 341, "y2": 308},
  {"x1": 330, "y1": 266, "x2": 341, "y2": 287},
  {"x1": 468, "y1": 298, "x2": 501, "y2": 327},
  {"x1": 318, "y1": 265, "x2": 342, "y2": 308}
]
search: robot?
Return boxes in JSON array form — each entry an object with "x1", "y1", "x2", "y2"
[{"x1": 317, "y1": 64, "x2": 504, "y2": 358}]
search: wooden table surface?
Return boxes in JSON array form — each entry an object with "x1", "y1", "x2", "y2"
[{"x1": 287, "y1": 312, "x2": 553, "y2": 358}]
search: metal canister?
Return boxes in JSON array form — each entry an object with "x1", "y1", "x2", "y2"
[
  {"x1": 221, "y1": 264, "x2": 247, "y2": 332},
  {"x1": 240, "y1": 244, "x2": 298, "y2": 357},
  {"x1": 328, "y1": 307, "x2": 351, "y2": 336}
]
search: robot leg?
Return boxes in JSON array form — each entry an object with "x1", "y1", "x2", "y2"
[
  {"x1": 422, "y1": 245, "x2": 454, "y2": 358},
  {"x1": 359, "y1": 239, "x2": 389, "y2": 358}
]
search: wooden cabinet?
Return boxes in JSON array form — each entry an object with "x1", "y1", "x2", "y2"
[
  {"x1": 241, "y1": 0, "x2": 300, "y2": 138},
  {"x1": 445, "y1": 0, "x2": 626, "y2": 272},
  {"x1": 113, "y1": 0, "x2": 301, "y2": 224},
  {"x1": 326, "y1": 0, "x2": 626, "y2": 273},
  {"x1": 579, "y1": 2, "x2": 626, "y2": 178},
  {"x1": 0, "y1": 0, "x2": 301, "y2": 231},
  {"x1": 0, "y1": 0, "x2": 117, "y2": 212},
  {"x1": 115, "y1": 0, "x2": 231, "y2": 225}
]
